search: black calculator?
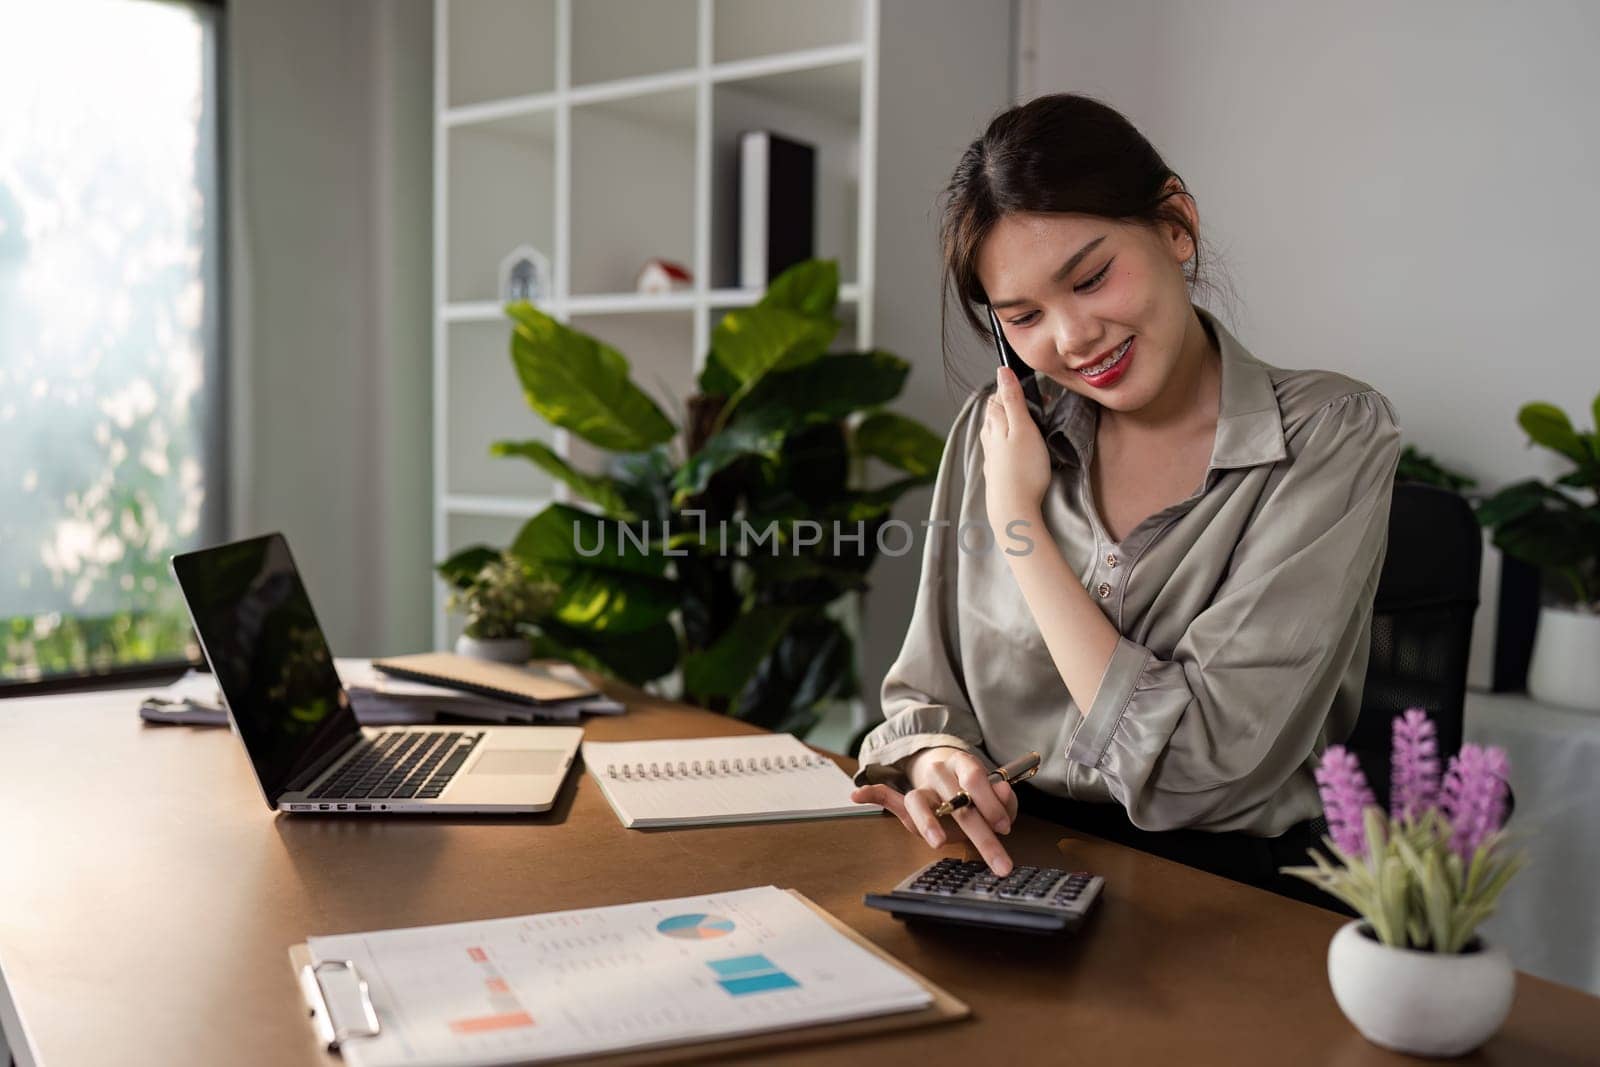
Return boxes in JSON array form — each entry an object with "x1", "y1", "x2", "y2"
[{"x1": 864, "y1": 857, "x2": 1104, "y2": 933}]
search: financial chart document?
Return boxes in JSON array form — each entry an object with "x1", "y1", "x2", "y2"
[{"x1": 305, "y1": 886, "x2": 932, "y2": 1067}]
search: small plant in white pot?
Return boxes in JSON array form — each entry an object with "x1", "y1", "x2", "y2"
[
  {"x1": 443, "y1": 551, "x2": 559, "y2": 664},
  {"x1": 1476, "y1": 393, "x2": 1600, "y2": 712},
  {"x1": 1283, "y1": 709, "x2": 1525, "y2": 1058}
]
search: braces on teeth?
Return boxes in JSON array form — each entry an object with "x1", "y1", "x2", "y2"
[{"x1": 1082, "y1": 337, "x2": 1132, "y2": 375}]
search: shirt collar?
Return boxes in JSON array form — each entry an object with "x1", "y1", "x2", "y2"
[{"x1": 1040, "y1": 305, "x2": 1287, "y2": 472}]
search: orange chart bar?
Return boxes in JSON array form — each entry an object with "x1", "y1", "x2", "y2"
[{"x1": 448, "y1": 1011, "x2": 535, "y2": 1035}]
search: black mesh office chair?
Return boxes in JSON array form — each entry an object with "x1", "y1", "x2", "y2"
[{"x1": 1345, "y1": 482, "x2": 1482, "y2": 811}]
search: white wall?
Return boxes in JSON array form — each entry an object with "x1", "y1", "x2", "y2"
[
  {"x1": 228, "y1": 0, "x2": 434, "y2": 656},
  {"x1": 1019, "y1": 0, "x2": 1599, "y2": 491}
]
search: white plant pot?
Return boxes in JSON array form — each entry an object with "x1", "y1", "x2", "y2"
[
  {"x1": 1327, "y1": 921, "x2": 1514, "y2": 1058},
  {"x1": 453, "y1": 634, "x2": 531, "y2": 664},
  {"x1": 1527, "y1": 605, "x2": 1600, "y2": 713}
]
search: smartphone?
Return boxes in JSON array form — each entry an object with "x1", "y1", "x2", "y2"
[{"x1": 987, "y1": 303, "x2": 1044, "y2": 411}]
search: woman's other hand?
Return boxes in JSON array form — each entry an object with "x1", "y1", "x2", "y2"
[{"x1": 850, "y1": 746, "x2": 1020, "y2": 875}]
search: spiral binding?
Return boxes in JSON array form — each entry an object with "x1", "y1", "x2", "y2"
[{"x1": 604, "y1": 752, "x2": 831, "y2": 780}]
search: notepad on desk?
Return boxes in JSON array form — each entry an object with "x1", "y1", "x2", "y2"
[{"x1": 582, "y1": 734, "x2": 878, "y2": 828}]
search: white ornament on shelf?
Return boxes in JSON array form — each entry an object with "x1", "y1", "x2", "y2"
[
  {"x1": 634, "y1": 258, "x2": 692, "y2": 295},
  {"x1": 499, "y1": 245, "x2": 551, "y2": 304}
]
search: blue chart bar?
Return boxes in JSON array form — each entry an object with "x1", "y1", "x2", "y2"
[
  {"x1": 707, "y1": 953, "x2": 801, "y2": 996},
  {"x1": 720, "y1": 972, "x2": 800, "y2": 995}
]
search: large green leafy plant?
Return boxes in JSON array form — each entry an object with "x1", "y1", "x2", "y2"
[
  {"x1": 438, "y1": 261, "x2": 944, "y2": 735},
  {"x1": 1475, "y1": 393, "x2": 1600, "y2": 610}
]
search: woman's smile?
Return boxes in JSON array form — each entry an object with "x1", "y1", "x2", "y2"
[{"x1": 1074, "y1": 335, "x2": 1135, "y2": 388}]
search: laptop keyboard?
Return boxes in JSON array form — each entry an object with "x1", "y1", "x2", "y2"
[{"x1": 308, "y1": 730, "x2": 483, "y2": 801}]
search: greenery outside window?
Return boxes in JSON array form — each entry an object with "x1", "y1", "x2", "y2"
[{"x1": 0, "y1": 0, "x2": 225, "y2": 685}]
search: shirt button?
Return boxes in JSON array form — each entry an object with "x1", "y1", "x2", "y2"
[
  {"x1": 1105, "y1": 554, "x2": 1119, "y2": 568},
  {"x1": 1096, "y1": 582, "x2": 1112, "y2": 599}
]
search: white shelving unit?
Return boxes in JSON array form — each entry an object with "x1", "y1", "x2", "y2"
[{"x1": 432, "y1": 0, "x2": 879, "y2": 647}]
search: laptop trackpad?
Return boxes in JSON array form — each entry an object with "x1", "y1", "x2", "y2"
[{"x1": 470, "y1": 749, "x2": 565, "y2": 776}]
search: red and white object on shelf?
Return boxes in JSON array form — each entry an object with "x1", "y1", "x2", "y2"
[{"x1": 635, "y1": 258, "x2": 693, "y2": 295}]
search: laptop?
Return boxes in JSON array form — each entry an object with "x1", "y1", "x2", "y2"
[{"x1": 170, "y1": 532, "x2": 583, "y2": 814}]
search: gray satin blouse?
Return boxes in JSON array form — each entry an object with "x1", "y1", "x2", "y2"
[{"x1": 856, "y1": 307, "x2": 1402, "y2": 836}]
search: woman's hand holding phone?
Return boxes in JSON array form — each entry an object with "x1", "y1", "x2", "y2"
[{"x1": 850, "y1": 746, "x2": 1020, "y2": 875}]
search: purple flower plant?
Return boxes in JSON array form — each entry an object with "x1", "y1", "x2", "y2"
[
  {"x1": 1310, "y1": 708, "x2": 1512, "y2": 862},
  {"x1": 1314, "y1": 744, "x2": 1376, "y2": 857},
  {"x1": 1441, "y1": 744, "x2": 1512, "y2": 861},
  {"x1": 1295, "y1": 709, "x2": 1522, "y2": 953},
  {"x1": 1391, "y1": 707, "x2": 1441, "y2": 821}
]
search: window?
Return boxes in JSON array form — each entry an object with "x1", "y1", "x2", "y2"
[{"x1": 0, "y1": 0, "x2": 224, "y2": 683}]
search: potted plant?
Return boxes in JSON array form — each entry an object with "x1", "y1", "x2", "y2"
[
  {"x1": 1476, "y1": 394, "x2": 1600, "y2": 712},
  {"x1": 435, "y1": 260, "x2": 944, "y2": 736},
  {"x1": 445, "y1": 550, "x2": 560, "y2": 663},
  {"x1": 1396, "y1": 444, "x2": 1476, "y2": 493},
  {"x1": 1283, "y1": 709, "x2": 1524, "y2": 1057}
]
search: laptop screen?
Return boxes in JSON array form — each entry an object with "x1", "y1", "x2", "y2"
[{"x1": 171, "y1": 533, "x2": 360, "y2": 804}]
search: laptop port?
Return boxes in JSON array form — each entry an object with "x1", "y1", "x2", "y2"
[
  {"x1": 319, "y1": 804, "x2": 330, "y2": 810},
  {"x1": 354, "y1": 804, "x2": 372, "y2": 811},
  {"x1": 336, "y1": 804, "x2": 347, "y2": 810}
]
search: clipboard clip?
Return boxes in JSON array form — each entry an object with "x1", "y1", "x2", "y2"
[{"x1": 301, "y1": 958, "x2": 381, "y2": 1051}]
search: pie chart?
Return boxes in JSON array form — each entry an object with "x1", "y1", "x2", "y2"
[{"x1": 656, "y1": 913, "x2": 736, "y2": 940}]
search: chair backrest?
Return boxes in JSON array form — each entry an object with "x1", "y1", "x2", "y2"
[{"x1": 1347, "y1": 483, "x2": 1482, "y2": 809}]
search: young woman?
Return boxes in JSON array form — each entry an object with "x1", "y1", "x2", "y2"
[{"x1": 849, "y1": 94, "x2": 1400, "y2": 895}]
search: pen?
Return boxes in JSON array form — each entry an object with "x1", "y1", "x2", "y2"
[{"x1": 933, "y1": 751, "x2": 1041, "y2": 817}]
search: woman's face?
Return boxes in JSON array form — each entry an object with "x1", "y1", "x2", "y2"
[{"x1": 976, "y1": 210, "x2": 1198, "y2": 415}]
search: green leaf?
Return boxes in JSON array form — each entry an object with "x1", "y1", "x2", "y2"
[
  {"x1": 673, "y1": 418, "x2": 789, "y2": 506},
  {"x1": 526, "y1": 618, "x2": 678, "y2": 686},
  {"x1": 673, "y1": 351, "x2": 912, "y2": 506},
  {"x1": 1492, "y1": 510, "x2": 1593, "y2": 569},
  {"x1": 743, "y1": 350, "x2": 910, "y2": 421},
  {"x1": 757, "y1": 259, "x2": 839, "y2": 319},
  {"x1": 844, "y1": 478, "x2": 928, "y2": 516},
  {"x1": 1518, "y1": 402, "x2": 1589, "y2": 465},
  {"x1": 507, "y1": 301, "x2": 677, "y2": 451},
  {"x1": 696, "y1": 348, "x2": 741, "y2": 395},
  {"x1": 731, "y1": 613, "x2": 855, "y2": 735},
  {"x1": 710, "y1": 305, "x2": 839, "y2": 417},
  {"x1": 608, "y1": 446, "x2": 676, "y2": 525},
  {"x1": 681, "y1": 605, "x2": 799, "y2": 701},
  {"x1": 492, "y1": 439, "x2": 633, "y2": 516},
  {"x1": 1395, "y1": 444, "x2": 1476, "y2": 492},
  {"x1": 511, "y1": 503, "x2": 666, "y2": 578},
  {"x1": 538, "y1": 566, "x2": 678, "y2": 634},
  {"x1": 1474, "y1": 479, "x2": 1573, "y2": 528},
  {"x1": 435, "y1": 544, "x2": 500, "y2": 590},
  {"x1": 509, "y1": 504, "x2": 675, "y2": 635},
  {"x1": 853, "y1": 412, "x2": 945, "y2": 479}
]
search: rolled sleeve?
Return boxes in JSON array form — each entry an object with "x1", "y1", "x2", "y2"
[
  {"x1": 855, "y1": 390, "x2": 998, "y2": 789},
  {"x1": 1064, "y1": 391, "x2": 1402, "y2": 832}
]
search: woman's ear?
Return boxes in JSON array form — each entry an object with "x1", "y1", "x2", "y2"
[{"x1": 1157, "y1": 176, "x2": 1199, "y2": 262}]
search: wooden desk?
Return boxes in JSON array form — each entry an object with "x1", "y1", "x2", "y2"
[{"x1": 1, "y1": 684, "x2": 1596, "y2": 1066}]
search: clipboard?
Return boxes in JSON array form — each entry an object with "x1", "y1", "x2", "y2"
[{"x1": 289, "y1": 890, "x2": 969, "y2": 1065}]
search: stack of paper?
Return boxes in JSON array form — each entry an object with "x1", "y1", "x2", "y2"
[
  {"x1": 338, "y1": 659, "x2": 624, "y2": 724},
  {"x1": 139, "y1": 658, "x2": 623, "y2": 727}
]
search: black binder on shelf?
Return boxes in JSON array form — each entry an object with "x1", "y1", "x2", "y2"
[{"x1": 739, "y1": 130, "x2": 816, "y2": 288}]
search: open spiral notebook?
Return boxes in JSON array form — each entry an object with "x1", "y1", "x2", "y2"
[{"x1": 582, "y1": 734, "x2": 878, "y2": 828}]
